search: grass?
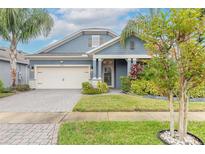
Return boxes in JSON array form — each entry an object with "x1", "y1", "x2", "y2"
[
  {"x1": 0, "y1": 92, "x2": 14, "y2": 98},
  {"x1": 73, "y1": 94, "x2": 205, "y2": 112},
  {"x1": 58, "y1": 121, "x2": 205, "y2": 145}
]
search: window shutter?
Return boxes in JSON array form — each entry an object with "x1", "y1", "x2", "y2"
[
  {"x1": 130, "y1": 39, "x2": 135, "y2": 50},
  {"x1": 100, "y1": 37, "x2": 104, "y2": 45},
  {"x1": 88, "y1": 36, "x2": 92, "y2": 47}
]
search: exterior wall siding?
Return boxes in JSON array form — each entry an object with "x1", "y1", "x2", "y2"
[
  {"x1": 96, "y1": 37, "x2": 148, "y2": 55},
  {"x1": 0, "y1": 60, "x2": 28, "y2": 87},
  {"x1": 29, "y1": 60, "x2": 93, "y2": 80},
  {"x1": 114, "y1": 59, "x2": 127, "y2": 88},
  {"x1": 47, "y1": 34, "x2": 114, "y2": 54}
]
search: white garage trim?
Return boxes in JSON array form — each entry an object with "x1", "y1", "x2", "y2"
[
  {"x1": 34, "y1": 64, "x2": 91, "y2": 80},
  {"x1": 34, "y1": 64, "x2": 91, "y2": 89}
]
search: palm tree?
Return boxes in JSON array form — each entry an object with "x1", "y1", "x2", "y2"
[
  {"x1": 0, "y1": 9, "x2": 53, "y2": 87},
  {"x1": 120, "y1": 8, "x2": 161, "y2": 46}
]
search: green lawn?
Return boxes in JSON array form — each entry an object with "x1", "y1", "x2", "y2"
[
  {"x1": 73, "y1": 94, "x2": 205, "y2": 112},
  {"x1": 58, "y1": 121, "x2": 205, "y2": 145},
  {"x1": 0, "y1": 92, "x2": 14, "y2": 98}
]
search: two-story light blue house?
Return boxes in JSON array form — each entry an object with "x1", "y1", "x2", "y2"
[{"x1": 27, "y1": 28, "x2": 151, "y2": 89}]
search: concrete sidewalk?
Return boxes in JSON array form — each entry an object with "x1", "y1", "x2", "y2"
[
  {"x1": 1, "y1": 112, "x2": 205, "y2": 124},
  {"x1": 62, "y1": 112, "x2": 205, "y2": 122}
]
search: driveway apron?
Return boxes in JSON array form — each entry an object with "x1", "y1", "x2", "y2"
[{"x1": 0, "y1": 89, "x2": 81, "y2": 112}]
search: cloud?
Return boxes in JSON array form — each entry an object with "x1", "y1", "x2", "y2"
[{"x1": 48, "y1": 8, "x2": 137, "y2": 38}]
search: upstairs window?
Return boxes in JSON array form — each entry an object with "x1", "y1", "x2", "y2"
[
  {"x1": 92, "y1": 35, "x2": 100, "y2": 47},
  {"x1": 130, "y1": 39, "x2": 135, "y2": 50}
]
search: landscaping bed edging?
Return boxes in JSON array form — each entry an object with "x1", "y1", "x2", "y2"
[{"x1": 157, "y1": 130, "x2": 204, "y2": 145}]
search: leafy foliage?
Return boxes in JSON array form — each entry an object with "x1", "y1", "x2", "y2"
[
  {"x1": 0, "y1": 9, "x2": 53, "y2": 87},
  {"x1": 14, "y1": 84, "x2": 30, "y2": 91},
  {"x1": 189, "y1": 83, "x2": 205, "y2": 98},
  {"x1": 82, "y1": 82, "x2": 108, "y2": 95},
  {"x1": 120, "y1": 76, "x2": 131, "y2": 93},
  {"x1": 97, "y1": 82, "x2": 109, "y2": 93},
  {"x1": 131, "y1": 79, "x2": 161, "y2": 96},
  {"x1": 0, "y1": 9, "x2": 53, "y2": 43},
  {"x1": 0, "y1": 80, "x2": 4, "y2": 93},
  {"x1": 82, "y1": 82, "x2": 100, "y2": 94},
  {"x1": 129, "y1": 64, "x2": 143, "y2": 80}
]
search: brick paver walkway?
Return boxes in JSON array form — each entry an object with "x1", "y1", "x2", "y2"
[{"x1": 0, "y1": 124, "x2": 59, "y2": 145}]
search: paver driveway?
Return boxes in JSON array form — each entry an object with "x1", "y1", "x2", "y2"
[
  {"x1": 0, "y1": 90, "x2": 81, "y2": 112},
  {"x1": 0, "y1": 124, "x2": 59, "y2": 145}
]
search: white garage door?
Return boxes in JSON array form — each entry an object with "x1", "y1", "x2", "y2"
[{"x1": 36, "y1": 66, "x2": 90, "y2": 89}]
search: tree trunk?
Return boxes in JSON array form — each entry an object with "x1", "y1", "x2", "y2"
[
  {"x1": 9, "y1": 40, "x2": 17, "y2": 88},
  {"x1": 168, "y1": 91, "x2": 175, "y2": 137},
  {"x1": 178, "y1": 78, "x2": 187, "y2": 141},
  {"x1": 183, "y1": 92, "x2": 189, "y2": 138}
]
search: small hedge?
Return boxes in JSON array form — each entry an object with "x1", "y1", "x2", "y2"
[
  {"x1": 130, "y1": 79, "x2": 205, "y2": 98},
  {"x1": 189, "y1": 83, "x2": 205, "y2": 98},
  {"x1": 120, "y1": 76, "x2": 131, "y2": 93},
  {"x1": 82, "y1": 81, "x2": 108, "y2": 95},
  {"x1": 131, "y1": 79, "x2": 161, "y2": 96},
  {"x1": 14, "y1": 84, "x2": 30, "y2": 92},
  {"x1": 97, "y1": 82, "x2": 108, "y2": 93},
  {"x1": 0, "y1": 80, "x2": 4, "y2": 93}
]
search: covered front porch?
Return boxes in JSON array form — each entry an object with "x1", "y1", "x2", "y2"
[{"x1": 92, "y1": 55, "x2": 148, "y2": 88}]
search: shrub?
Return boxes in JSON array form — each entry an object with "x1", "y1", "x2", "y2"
[
  {"x1": 0, "y1": 80, "x2": 4, "y2": 93},
  {"x1": 120, "y1": 76, "x2": 131, "y2": 93},
  {"x1": 189, "y1": 83, "x2": 205, "y2": 98},
  {"x1": 82, "y1": 82, "x2": 109, "y2": 94},
  {"x1": 131, "y1": 80, "x2": 147, "y2": 95},
  {"x1": 131, "y1": 79, "x2": 161, "y2": 96},
  {"x1": 2, "y1": 87, "x2": 13, "y2": 93},
  {"x1": 14, "y1": 84, "x2": 30, "y2": 91},
  {"x1": 82, "y1": 82, "x2": 100, "y2": 94},
  {"x1": 129, "y1": 64, "x2": 143, "y2": 80},
  {"x1": 97, "y1": 82, "x2": 109, "y2": 93}
]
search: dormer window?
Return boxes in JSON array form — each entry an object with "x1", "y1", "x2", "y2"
[
  {"x1": 130, "y1": 39, "x2": 135, "y2": 50},
  {"x1": 92, "y1": 35, "x2": 100, "y2": 47}
]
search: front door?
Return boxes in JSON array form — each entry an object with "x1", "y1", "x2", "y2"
[{"x1": 102, "y1": 60, "x2": 114, "y2": 87}]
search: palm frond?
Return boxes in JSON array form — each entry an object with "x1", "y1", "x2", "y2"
[{"x1": 0, "y1": 8, "x2": 54, "y2": 44}]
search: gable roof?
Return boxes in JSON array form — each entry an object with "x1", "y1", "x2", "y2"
[
  {"x1": 37, "y1": 28, "x2": 118, "y2": 54},
  {"x1": 86, "y1": 36, "x2": 120, "y2": 55},
  {"x1": 0, "y1": 47, "x2": 29, "y2": 64}
]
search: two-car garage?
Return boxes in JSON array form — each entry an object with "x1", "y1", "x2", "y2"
[{"x1": 35, "y1": 65, "x2": 90, "y2": 89}]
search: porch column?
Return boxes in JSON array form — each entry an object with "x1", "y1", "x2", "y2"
[
  {"x1": 127, "y1": 58, "x2": 132, "y2": 76},
  {"x1": 133, "y1": 58, "x2": 137, "y2": 64},
  {"x1": 98, "y1": 58, "x2": 102, "y2": 80},
  {"x1": 92, "y1": 58, "x2": 97, "y2": 79}
]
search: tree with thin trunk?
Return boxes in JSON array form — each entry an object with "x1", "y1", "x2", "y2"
[
  {"x1": 121, "y1": 8, "x2": 205, "y2": 142},
  {"x1": 167, "y1": 9, "x2": 205, "y2": 141},
  {"x1": 0, "y1": 9, "x2": 53, "y2": 87},
  {"x1": 121, "y1": 11, "x2": 178, "y2": 137}
]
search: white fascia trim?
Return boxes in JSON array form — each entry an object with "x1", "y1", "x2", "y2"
[
  {"x1": 27, "y1": 55, "x2": 88, "y2": 58},
  {"x1": 93, "y1": 54, "x2": 152, "y2": 59},
  {"x1": 26, "y1": 55, "x2": 90, "y2": 60},
  {"x1": 0, "y1": 57, "x2": 29, "y2": 65},
  {"x1": 37, "y1": 31, "x2": 82, "y2": 54},
  {"x1": 37, "y1": 28, "x2": 118, "y2": 54},
  {"x1": 34, "y1": 64, "x2": 91, "y2": 80},
  {"x1": 82, "y1": 28, "x2": 118, "y2": 37},
  {"x1": 86, "y1": 36, "x2": 120, "y2": 55}
]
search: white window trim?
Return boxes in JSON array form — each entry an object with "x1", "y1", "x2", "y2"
[
  {"x1": 102, "y1": 60, "x2": 114, "y2": 88},
  {"x1": 92, "y1": 35, "x2": 100, "y2": 47}
]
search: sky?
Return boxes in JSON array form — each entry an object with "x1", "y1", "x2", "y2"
[{"x1": 0, "y1": 8, "x2": 151, "y2": 54}]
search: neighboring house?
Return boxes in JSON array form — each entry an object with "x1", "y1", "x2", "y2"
[
  {"x1": 0, "y1": 47, "x2": 29, "y2": 88},
  {"x1": 27, "y1": 28, "x2": 151, "y2": 89}
]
